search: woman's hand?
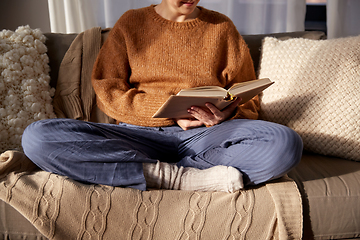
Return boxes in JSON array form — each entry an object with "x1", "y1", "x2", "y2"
[
  {"x1": 175, "y1": 118, "x2": 204, "y2": 131},
  {"x1": 175, "y1": 97, "x2": 242, "y2": 130}
]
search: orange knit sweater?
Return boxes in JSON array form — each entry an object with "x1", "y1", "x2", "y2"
[{"x1": 92, "y1": 5, "x2": 259, "y2": 127}]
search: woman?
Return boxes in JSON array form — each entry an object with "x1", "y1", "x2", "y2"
[{"x1": 22, "y1": 0, "x2": 303, "y2": 192}]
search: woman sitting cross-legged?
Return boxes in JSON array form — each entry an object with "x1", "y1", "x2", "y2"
[{"x1": 22, "y1": 0, "x2": 303, "y2": 192}]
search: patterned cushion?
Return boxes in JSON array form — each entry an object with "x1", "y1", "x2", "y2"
[
  {"x1": 0, "y1": 26, "x2": 56, "y2": 152},
  {"x1": 258, "y1": 35, "x2": 360, "y2": 161}
]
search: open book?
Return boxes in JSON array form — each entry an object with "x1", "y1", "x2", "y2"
[{"x1": 152, "y1": 78, "x2": 273, "y2": 118}]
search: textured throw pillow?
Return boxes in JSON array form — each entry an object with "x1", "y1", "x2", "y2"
[
  {"x1": 258, "y1": 35, "x2": 360, "y2": 161},
  {"x1": 0, "y1": 26, "x2": 56, "y2": 152}
]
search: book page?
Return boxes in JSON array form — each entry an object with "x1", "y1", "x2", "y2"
[
  {"x1": 177, "y1": 86, "x2": 227, "y2": 97},
  {"x1": 152, "y1": 95, "x2": 231, "y2": 118},
  {"x1": 229, "y1": 78, "x2": 273, "y2": 96}
]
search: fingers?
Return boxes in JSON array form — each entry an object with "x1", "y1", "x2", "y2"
[
  {"x1": 205, "y1": 103, "x2": 224, "y2": 118},
  {"x1": 188, "y1": 97, "x2": 242, "y2": 127},
  {"x1": 175, "y1": 118, "x2": 204, "y2": 131},
  {"x1": 188, "y1": 105, "x2": 223, "y2": 126},
  {"x1": 176, "y1": 97, "x2": 242, "y2": 130}
]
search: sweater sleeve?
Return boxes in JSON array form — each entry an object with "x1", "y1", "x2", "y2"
[{"x1": 91, "y1": 21, "x2": 172, "y2": 126}]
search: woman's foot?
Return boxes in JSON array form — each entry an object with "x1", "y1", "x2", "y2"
[{"x1": 143, "y1": 161, "x2": 244, "y2": 193}]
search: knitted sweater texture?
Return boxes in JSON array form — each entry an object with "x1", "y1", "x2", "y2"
[{"x1": 92, "y1": 5, "x2": 259, "y2": 127}]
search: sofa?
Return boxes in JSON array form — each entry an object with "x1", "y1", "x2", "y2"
[{"x1": 0, "y1": 26, "x2": 359, "y2": 240}]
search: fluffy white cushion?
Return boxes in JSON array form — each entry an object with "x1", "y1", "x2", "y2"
[
  {"x1": 258, "y1": 35, "x2": 360, "y2": 161},
  {"x1": 0, "y1": 26, "x2": 56, "y2": 152}
]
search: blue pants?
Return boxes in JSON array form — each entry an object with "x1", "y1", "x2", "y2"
[{"x1": 22, "y1": 119, "x2": 303, "y2": 190}]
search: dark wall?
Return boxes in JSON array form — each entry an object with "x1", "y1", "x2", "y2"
[{"x1": 0, "y1": 0, "x2": 51, "y2": 32}]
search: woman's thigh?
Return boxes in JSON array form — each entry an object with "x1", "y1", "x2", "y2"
[{"x1": 177, "y1": 119, "x2": 303, "y2": 186}]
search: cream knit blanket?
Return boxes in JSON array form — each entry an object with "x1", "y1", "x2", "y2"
[{"x1": 0, "y1": 150, "x2": 302, "y2": 239}]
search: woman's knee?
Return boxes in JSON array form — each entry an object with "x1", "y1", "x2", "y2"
[
  {"x1": 278, "y1": 124, "x2": 303, "y2": 165},
  {"x1": 262, "y1": 124, "x2": 303, "y2": 179},
  {"x1": 21, "y1": 119, "x2": 65, "y2": 161},
  {"x1": 22, "y1": 119, "x2": 49, "y2": 147},
  {"x1": 240, "y1": 121, "x2": 303, "y2": 185}
]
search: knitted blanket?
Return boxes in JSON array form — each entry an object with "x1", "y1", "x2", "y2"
[{"x1": 0, "y1": 150, "x2": 302, "y2": 239}]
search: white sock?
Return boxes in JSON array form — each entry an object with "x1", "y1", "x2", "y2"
[
  {"x1": 143, "y1": 161, "x2": 244, "y2": 193},
  {"x1": 143, "y1": 161, "x2": 183, "y2": 190}
]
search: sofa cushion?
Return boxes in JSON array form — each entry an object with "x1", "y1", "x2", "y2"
[
  {"x1": 0, "y1": 26, "x2": 56, "y2": 153},
  {"x1": 258, "y1": 35, "x2": 360, "y2": 162},
  {"x1": 242, "y1": 31, "x2": 325, "y2": 72}
]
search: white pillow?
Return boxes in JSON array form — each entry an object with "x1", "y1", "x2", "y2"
[
  {"x1": 258, "y1": 35, "x2": 360, "y2": 161},
  {"x1": 0, "y1": 26, "x2": 56, "y2": 152}
]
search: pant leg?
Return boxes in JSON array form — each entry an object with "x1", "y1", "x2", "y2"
[
  {"x1": 21, "y1": 119, "x2": 178, "y2": 190},
  {"x1": 176, "y1": 119, "x2": 303, "y2": 186}
]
